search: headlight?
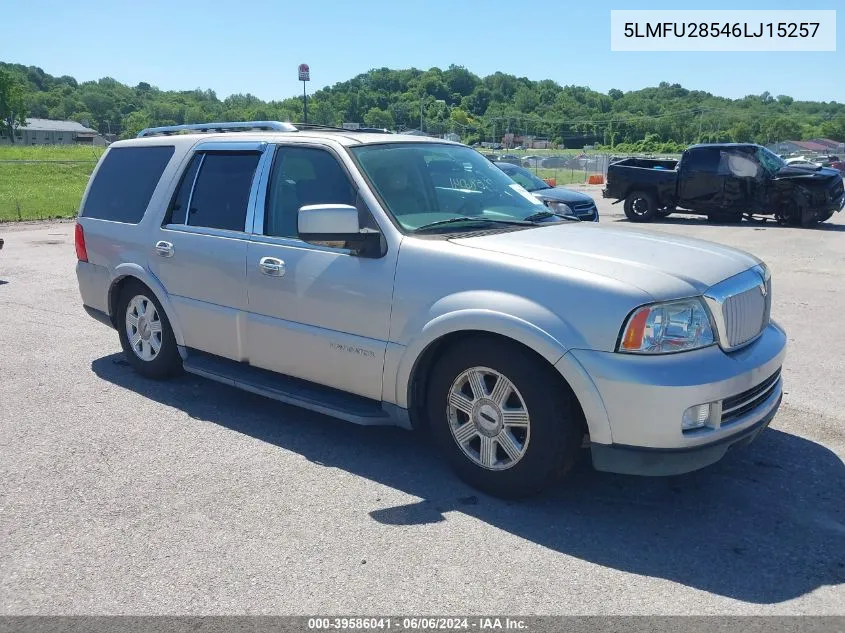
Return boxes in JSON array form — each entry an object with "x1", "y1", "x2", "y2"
[
  {"x1": 546, "y1": 200, "x2": 574, "y2": 215},
  {"x1": 617, "y1": 298, "x2": 715, "y2": 354}
]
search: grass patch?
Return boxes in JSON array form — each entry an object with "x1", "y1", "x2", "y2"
[
  {"x1": 0, "y1": 161, "x2": 94, "y2": 221},
  {"x1": 0, "y1": 145, "x2": 101, "y2": 221},
  {"x1": 0, "y1": 144, "x2": 105, "y2": 161}
]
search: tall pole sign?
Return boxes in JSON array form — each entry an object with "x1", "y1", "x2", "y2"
[{"x1": 298, "y1": 63, "x2": 310, "y2": 123}]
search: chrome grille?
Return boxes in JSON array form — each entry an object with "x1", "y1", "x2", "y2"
[
  {"x1": 722, "y1": 277, "x2": 770, "y2": 348},
  {"x1": 568, "y1": 201, "x2": 597, "y2": 218},
  {"x1": 703, "y1": 266, "x2": 772, "y2": 352}
]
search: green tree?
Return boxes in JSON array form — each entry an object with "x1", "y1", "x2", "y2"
[
  {"x1": 0, "y1": 70, "x2": 28, "y2": 143},
  {"x1": 363, "y1": 107, "x2": 394, "y2": 129}
]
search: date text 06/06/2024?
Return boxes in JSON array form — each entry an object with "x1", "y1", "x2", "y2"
[{"x1": 307, "y1": 617, "x2": 529, "y2": 630}]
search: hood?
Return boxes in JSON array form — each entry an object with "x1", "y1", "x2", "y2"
[
  {"x1": 530, "y1": 186, "x2": 595, "y2": 205},
  {"x1": 775, "y1": 165, "x2": 841, "y2": 181},
  {"x1": 449, "y1": 223, "x2": 761, "y2": 300}
]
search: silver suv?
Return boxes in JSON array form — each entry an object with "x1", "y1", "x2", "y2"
[{"x1": 75, "y1": 121, "x2": 786, "y2": 498}]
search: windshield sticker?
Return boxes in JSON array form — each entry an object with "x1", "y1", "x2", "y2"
[{"x1": 510, "y1": 183, "x2": 544, "y2": 204}]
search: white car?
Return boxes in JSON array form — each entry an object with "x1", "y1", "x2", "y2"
[{"x1": 75, "y1": 121, "x2": 786, "y2": 498}]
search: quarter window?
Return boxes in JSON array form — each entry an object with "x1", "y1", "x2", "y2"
[{"x1": 81, "y1": 145, "x2": 175, "y2": 223}]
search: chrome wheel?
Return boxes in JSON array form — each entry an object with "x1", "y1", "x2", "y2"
[
  {"x1": 447, "y1": 366, "x2": 530, "y2": 471},
  {"x1": 125, "y1": 295, "x2": 163, "y2": 362}
]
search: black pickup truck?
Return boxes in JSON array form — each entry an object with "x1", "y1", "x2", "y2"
[{"x1": 603, "y1": 143, "x2": 845, "y2": 227}]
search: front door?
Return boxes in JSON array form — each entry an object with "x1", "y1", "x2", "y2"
[
  {"x1": 149, "y1": 146, "x2": 265, "y2": 360},
  {"x1": 244, "y1": 144, "x2": 397, "y2": 401}
]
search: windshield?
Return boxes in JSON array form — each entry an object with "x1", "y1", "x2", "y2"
[
  {"x1": 756, "y1": 146, "x2": 787, "y2": 174},
  {"x1": 350, "y1": 143, "x2": 548, "y2": 232},
  {"x1": 499, "y1": 164, "x2": 552, "y2": 192}
]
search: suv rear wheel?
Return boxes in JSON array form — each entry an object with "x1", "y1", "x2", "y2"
[
  {"x1": 427, "y1": 338, "x2": 583, "y2": 498},
  {"x1": 624, "y1": 191, "x2": 657, "y2": 222},
  {"x1": 116, "y1": 281, "x2": 182, "y2": 380}
]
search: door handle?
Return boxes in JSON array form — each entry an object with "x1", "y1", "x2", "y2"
[
  {"x1": 155, "y1": 241, "x2": 174, "y2": 257},
  {"x1": 258, "y1": 256, "x2": 286, "y2": 277}
]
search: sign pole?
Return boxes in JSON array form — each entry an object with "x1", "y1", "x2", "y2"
[{"x1": 298, "y1": 63, "x2": 310, "y2": 124}]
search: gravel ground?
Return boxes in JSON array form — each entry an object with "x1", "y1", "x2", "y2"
[{"x1": 0, "y1": 195, "x2": 843, "y2": 615}]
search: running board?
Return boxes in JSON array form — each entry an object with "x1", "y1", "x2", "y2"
[{"x1": 181, "y1": 348, "x2": 407, "y2": 428}]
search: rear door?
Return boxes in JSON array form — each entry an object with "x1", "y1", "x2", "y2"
[
  {"x1": 677, "y1": 147, "x2": 724, "y2": 210},
  {"x1": 148, "y1": 142, "x2": 268, "y2": 360}
]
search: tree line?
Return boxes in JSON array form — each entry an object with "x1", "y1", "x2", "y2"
[{"x1": 2, "y1": 61, "x2": 844, "y2": 152}]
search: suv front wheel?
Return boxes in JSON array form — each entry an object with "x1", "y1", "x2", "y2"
[
  {"x1": 427, "y1": 338, "x2": 583, "y2": 498},
  {"x1": 116, "y1": 281, "x2": 182, "y2": 380}
]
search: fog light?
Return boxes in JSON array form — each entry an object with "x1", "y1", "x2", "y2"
[{"x1": 682, "y1": 403, "x2": 711, "y2": 431}]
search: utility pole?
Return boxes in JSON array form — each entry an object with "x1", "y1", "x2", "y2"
[{"x1": 420, "y1": 95, "x2": 424, "y2": 133}]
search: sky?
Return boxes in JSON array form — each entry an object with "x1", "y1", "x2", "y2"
[{"x1": 1, "y1": 0, "x2": 842, "y2": 103}]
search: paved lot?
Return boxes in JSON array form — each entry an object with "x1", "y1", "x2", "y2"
[{"x1": 1, "y1": 194, "x2": 843, "y2": 615}]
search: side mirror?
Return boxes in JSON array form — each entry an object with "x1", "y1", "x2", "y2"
[{"x1": 297, "y1": 204, "x2": 382, "y2": 257}]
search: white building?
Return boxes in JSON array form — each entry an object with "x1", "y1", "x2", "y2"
[{"x1": 0, "y1": 118, "x2": 107, "y2": 146}]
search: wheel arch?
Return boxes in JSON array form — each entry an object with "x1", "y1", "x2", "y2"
[
  {"x1": 393, "y1": 306, "x2": 595, "y2": 436},
  {"x1": 107, "y1": 264, "x2": 186, "y2": 347}
]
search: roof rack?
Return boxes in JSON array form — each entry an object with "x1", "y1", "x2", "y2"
[
  {"x1": 291, "y1": 122, "x2": 393, "y2": 134},
  {"x1": 136, "y1": 120, "x2": 297, "y2": 138}
]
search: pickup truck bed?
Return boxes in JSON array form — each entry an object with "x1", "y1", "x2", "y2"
[{"x1": 603, "y1": 158, "x2": 679, "y2": 208}]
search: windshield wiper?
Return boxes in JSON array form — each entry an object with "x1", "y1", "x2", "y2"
[
  {"x1": 412, "y1": 216, "x2": 531, "y2": 233},
  {"x1": 522, "y1": 210, "x2": 581, "y2": 223}
]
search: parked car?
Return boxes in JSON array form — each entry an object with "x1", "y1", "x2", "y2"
[
  {"x1": 540, "y1": 156, "x2": 569, "y2": 168},
  {"x1": 603, "y1": 143, "x2": 845, "y2": 226},
  {"x1": 497, "y1": 154, "x2": 522, "y2": 166},
  {"x1": 76, "y1": 121, "x2": 786, "y2": 498},
  {"x1": 784, "y1": 156, "x2": 821, "y2": 168},
  {"x1": 819, "y1": 155, "x2": 845, "y2": 173},
  {"x1": 521, "y1": 155, "x2": 543, "y2": 167},
  {"x1": 494, "y1": 162, "x2": 599, "y2": 221}
]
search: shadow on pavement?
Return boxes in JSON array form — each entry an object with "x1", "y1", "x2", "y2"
[
  {"x1": 93, "y1": 353, "x2": 845, "y2": 605},
  {"x1": 611, "y1": 214, "x2": 845, "y2": 231}
]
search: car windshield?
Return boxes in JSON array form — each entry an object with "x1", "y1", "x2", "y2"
[
  {"x1": 499, "y1": 164, "x2": 552, "y2": 192},
  {"x1": 757, "y1": 146, "x2": 787, "y2": 174},
  {"x1": 351, "y1": 143, "x2": 550, "y2": 232}
]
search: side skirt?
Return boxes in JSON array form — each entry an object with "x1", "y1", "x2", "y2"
[{"x1": 180, "y1": 346, "x2": 411, "y2": 430}]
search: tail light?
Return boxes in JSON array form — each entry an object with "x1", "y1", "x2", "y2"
[{"x1": 74, "y1": 223, "x2": 88, "y2": 262}]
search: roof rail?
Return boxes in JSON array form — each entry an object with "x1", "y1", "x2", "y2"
[
  {"x1": 291, "y1": 122, "x2": 393, "y2": 134},
  {"x1": 136, "y1": 120, "x2": 297, "y2": 138}
]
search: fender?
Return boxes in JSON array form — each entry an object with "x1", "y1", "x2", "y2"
[
  {"x1": 109, "y1": 263, "x2": 186, "y2": 347},
  {"x1": 389, "y1": 290, "x2": 588, "y2": 408}
]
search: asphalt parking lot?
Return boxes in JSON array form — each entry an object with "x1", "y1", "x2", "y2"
[{"x1": 1, "y1": 191, "x2": 843, "y2": 615}]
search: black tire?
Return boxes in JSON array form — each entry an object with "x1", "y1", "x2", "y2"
[
  {"x1": 818, "y1": 210, "x2": 834, "y2": 223},
  {"x1": 116, "y1": 280, "x2": 182, "y2": 380},
  {"x1": 623, "y1": 191, "x2": 657, "y2": 222},
  {"x1": 426, "y1": 337, "x2": 583, "y2": 499}
]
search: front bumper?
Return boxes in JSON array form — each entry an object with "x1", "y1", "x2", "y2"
[{"x1": 568, "y1": 321, "x2": 787, "y2": 476}]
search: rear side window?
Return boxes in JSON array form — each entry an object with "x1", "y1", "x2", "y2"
[
  {"x1": 167, "y1": 152, "x2": 261, "y2": 232},
  {"x1": 683, "y1": 148, "x2": 720, "y2": 172},
  {"x1": 81, "y1": 146, "x2": 174, "y2": 223}
]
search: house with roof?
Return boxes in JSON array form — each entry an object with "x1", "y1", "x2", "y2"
[
  {"x1": 0, "y1": 118, "x2": 108, "y2": 146},
  {"x1": 809, "y1": 138, "x2": 845, "y2": 152}
]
